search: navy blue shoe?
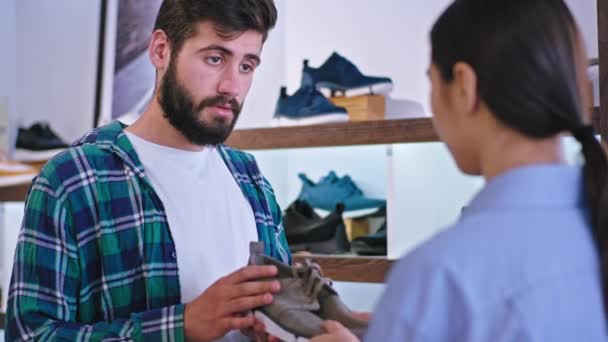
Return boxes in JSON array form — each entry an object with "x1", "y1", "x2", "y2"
[
  {"x1": 301, "y1": 52, "x2": 393, "y2": 96},
  {"x1": 297, "y1": 171, "x2": 386, "y2": 217},
  {"x1": 272, "y1": 86, "x2": 349, "y2": 126},
  {"x1": 352, "y1": 221, "x2": 387, "y2": 256}
]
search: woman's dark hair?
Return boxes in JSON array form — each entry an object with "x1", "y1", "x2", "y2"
[
  {"x1": 154, "y1": 0, "x2": 277, "y2": 57},
  {"x1": 431, "y1": 0, "x2": 608, "y2": 318}
]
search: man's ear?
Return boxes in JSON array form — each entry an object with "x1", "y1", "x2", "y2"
[{"x1": 149, "y1": 29, "x2": 171, "y2": 72}]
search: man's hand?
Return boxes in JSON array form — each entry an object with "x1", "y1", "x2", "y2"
[
  {"x1": 241, "y1": 316, "x2": 269, "y2": 341},
  {"x1": 183, "y1": 265, "x2": 281, "y2": 342},
  {"x1": 309, "y1": 321, "x2": 360, "y2": 342}
]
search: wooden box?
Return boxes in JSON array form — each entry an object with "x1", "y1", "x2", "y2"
[
  {"x1": 344, "y1": 217, "x2": 370, "y2": 241},
  {"x1": 330, "y1": 95, "x2": 386, "y2": 121}
]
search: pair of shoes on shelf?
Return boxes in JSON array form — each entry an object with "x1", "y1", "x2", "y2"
[
  {"x1": 298, "y1": 171, "x2": 385, "y2": 218},
  {"x1": 272, "y1": 52, "x2": 393, "y2": 126}
]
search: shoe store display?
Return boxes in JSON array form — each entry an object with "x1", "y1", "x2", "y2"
[
  {"x1": 249, "y1": 242, "x2": 368, "y2": 341},
  {"x1": 351, "y1": 221, "x2": 387, "y2": 256},
  {"x1": 15, "y1": 122, "x2": 69, "y2": 162},
  {"x1": 272, "y1": 86, "x2": 349, "y2": 127},
  {"x1": 298, "y1": 171, "x2": 386, "y2": 217},
  {"x1": 0, "y1": 161, "x2": 38, "y2": 187},
  {"x1": 302, "y1": 52, "x2": 393, "y2": 97}
]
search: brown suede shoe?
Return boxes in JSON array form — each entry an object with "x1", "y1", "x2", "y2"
[{"x1": 249, "y1": 242, "x2": 368, "y2": 341}]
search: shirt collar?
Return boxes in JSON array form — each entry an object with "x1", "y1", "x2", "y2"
[{"x1": 463, "y1": 164, "x2": 585, "y2": 218}]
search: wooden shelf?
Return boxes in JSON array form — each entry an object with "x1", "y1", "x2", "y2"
[
  {"x1": 0, "y1": 161, "x2": 45, "y2": 202},
  {"x1": 292, "y1": 254, "x2": 395, "y2": 283},
  {"x1": 0, "y1": 182, "x2": 32, "y2": 202},
  {"x1": 227, "y1": 108, "x2": 603, "y2": 151},
  {"x1": 226, "y1": 117, "x2": 438, "y2": 150}
]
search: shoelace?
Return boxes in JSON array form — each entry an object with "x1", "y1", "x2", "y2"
[
  {"x1": 337, "y1": 176, "x2": 363, "y2": 197},
  {"x1": 292, "y1": 259, "x2": 332, "y2": 301}
]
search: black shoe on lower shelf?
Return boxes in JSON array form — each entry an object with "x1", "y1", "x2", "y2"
[
  {"x1": 284, "y1": 200, "x2": 328, "y2": 242},
  {"x1": 285, "y1": 203, "x2": 350, "y2": 255},
  {"x1": 351, "y1": 221, "x2": 387, "y2": 256}
]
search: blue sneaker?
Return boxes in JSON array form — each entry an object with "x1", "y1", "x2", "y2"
[
  {"x1": 298, "y1": 171, "x2": 386, "y2": 217},
  {"x1": 271, "y1": 86, "x2": 349, "y2": 127},
  {"x1": 301, "y1": 52, "x2": 393, "y2": 97}
]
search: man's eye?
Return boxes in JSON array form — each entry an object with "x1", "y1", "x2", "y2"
[
  {"x1": 240, "y1": 64, "x2": 254, "y2": 73},
  {"x1": 206, "y1": 56, "x2": 223, "y2": 65}
]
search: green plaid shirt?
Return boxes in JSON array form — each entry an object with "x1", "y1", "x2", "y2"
[{"x1": 6, "y1": 121, "x2": 291, "y2": 341}]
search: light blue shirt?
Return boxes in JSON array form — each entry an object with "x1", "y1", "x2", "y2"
[{"x1": 366, "y1": 165, "x2": 607, "y2": 341}]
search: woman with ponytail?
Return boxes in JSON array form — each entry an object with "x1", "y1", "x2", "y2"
[{"x1": 311, "y1": 0, "x2": 608, "y2": 341}]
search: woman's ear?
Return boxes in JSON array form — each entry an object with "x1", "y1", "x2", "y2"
[{"x1": 452, "y1": 62, "x2": 480, "y2": 116}]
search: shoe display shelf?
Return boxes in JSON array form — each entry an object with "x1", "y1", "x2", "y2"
[{"x1": 292, "y1": 253, "x2": 394, "y2": 283}]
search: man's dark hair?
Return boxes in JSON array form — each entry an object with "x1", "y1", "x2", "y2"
[{"x1": 154, "y1": 0, "x2": 277, "y2": 56}]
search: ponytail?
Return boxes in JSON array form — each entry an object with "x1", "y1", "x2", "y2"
[{"x1": 573, "y1": 125, "x2": 608, "y2": 317}]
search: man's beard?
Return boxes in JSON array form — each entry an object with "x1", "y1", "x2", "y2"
[{"x1": 158, "y1": 61, "x2": 242, "y2": 146}]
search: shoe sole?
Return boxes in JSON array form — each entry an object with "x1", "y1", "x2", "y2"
[
  {"x1": 254, "y1": 310, "x2": 310, "y2": 342},
  {"x1": 0, "y1": 173, "x2": 37, "y2": 187},
  {"x1": 271, "y1": 113, "x2": 349, "y2": 127},
  {"x1": 14, "y1": 148, "x2": 66, "y2": 162},
  {"x1": 315, "y1": 207, "x2": 380, "y2": 219},
  {"x1": 317, "y1": 82, "x2": 393, "y2": 97},
  {"x1": 351, "y1": 246, "x2": 387, "y2": 256}
]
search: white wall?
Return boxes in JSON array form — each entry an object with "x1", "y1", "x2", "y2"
[
  {"x1": 388, "y1": 143, "x2": 483, "y2": 257},
  {"x1": 0, "y1": 0, "x2": 17, "y2": 99},
  {"x1": 0, "y1": 0, "x2": 18, "y2": 315},
  {"x1": 16, "y1": 0, "x2": 101, "y2": 143},
  {"x1": 0, "y1": 0, "x2": 18, "y2": 155},
  {"x1": 566, "y1": 0, "x2": 599, "y2": 58}
]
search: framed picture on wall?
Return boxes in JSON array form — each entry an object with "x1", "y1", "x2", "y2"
[{"x1": 94, "y1": 0, "x2": 162, "y2": 127}]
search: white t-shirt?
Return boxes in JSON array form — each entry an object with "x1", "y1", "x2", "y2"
[{"x1": 125, "y1": 132, "x2": 258, "y2": 305}]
